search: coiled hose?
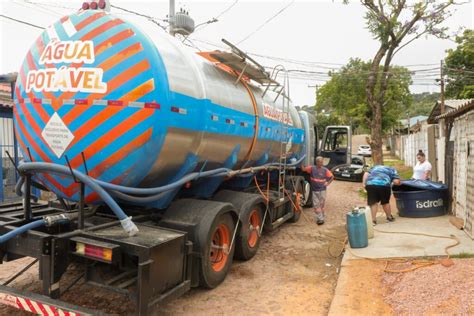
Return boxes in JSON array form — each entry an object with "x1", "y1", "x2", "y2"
[
  {"x1": 0, "y1": 220, "x2": 46, "y2": 244},
  {"x1": 17, "y1": 162, "x2": 138, "y2": 236},
  {"x1": 12, "y1": 155, "x2": 305, "y2": 236}
]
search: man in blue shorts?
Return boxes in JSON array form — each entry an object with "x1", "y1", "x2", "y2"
[{"x1": 362, "y1": 165, "x2": 401, "y2": 225}]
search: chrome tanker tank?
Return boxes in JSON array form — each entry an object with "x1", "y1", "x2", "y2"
[{"x1": 14, "y1": 8, "x2": 305, "y2": 205}]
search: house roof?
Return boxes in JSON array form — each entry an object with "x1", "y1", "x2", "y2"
[
  {"x1": 427, "y1": 99, "x2": 473, "y2": 124},
  {"x1": 433, "y1": 99, "x2": 474, "y2": 121},
  {"x1": 0, "y1": 73, "x2": 16, "y2": 111},
  {"x1": 399, "y1": 115, "x2": 428, "y2": 127},
  {"x1": 0, "y1": 83, "x2": 14, "y2": 110}
]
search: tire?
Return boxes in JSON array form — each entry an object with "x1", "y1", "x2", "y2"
[
  {"x1": 303, "y1": 180, "x2": 313, "y2": 207},
  {"x1": 199, "y1": 213, "x2": 235, "y2": 288},
  {"x1": 235, "y1": 205, "x2": 263, "y2": 261}
]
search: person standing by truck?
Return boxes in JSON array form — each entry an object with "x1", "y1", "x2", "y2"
[
  {"x1": 362, "y1": 165, "x2": 401, "y2": 225},
  {"x1": 304, "y1": 156, "x2": 334, "y2": 225}
]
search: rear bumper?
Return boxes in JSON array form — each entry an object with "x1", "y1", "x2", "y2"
[{"x1": 0, "y1": 284, "x2": 100, "y2": 316}]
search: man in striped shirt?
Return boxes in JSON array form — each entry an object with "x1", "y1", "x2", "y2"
[{"x1": 304, "y1": 156, "x2": 334, "y2": 225}]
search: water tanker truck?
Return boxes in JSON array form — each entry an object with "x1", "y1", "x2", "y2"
[{"x1": 0, "y1": 2, "x2": 351, "y2": 314}]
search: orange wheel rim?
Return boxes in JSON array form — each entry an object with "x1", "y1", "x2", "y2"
[
  {"x1": 210, "y1": 223, "x2": 230, "y2": 272},
  {"x1": 296, "y1": 193, "x2": 302, "y2": 212},
  {"x1": 247, "y1": 209, "x2": 261, "y2": 248}
]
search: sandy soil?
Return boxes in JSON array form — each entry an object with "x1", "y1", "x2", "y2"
[
  {"x1": 383, "y1": 258, "x2": 474, "y2": 315},
  {"x1": 329, "y1": 259, "x2": 393, "y2": 316},
  {"x1": 330, "y1": 258, "x2": 474, "y2": 316},
  {"x1": 0, "y1": 180, "x2": 364, "y2": 316}
]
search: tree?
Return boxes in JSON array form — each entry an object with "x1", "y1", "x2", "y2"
[
  {"x1": 445, "y1": 29, "x2": 474, "y2": 99},
  {"x1": 348, "y1": 0, "x2": 459, "y2": 164},
  {"x1": 316, "y1": 58, "x2": 412, "y2": 134},
  {"x1": 408, "y1": 92, "x2": 440, "y2": 116}
]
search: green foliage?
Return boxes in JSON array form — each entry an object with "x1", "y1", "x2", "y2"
[
  {"x1": 297, "y1": 106, "x2": 343, "y2": 139},
  {"x1": 314, "y1": 112, "x2": 343, "y2": 139},
  {"x1": 315, "y1": 58, "x2": 412, "y2": 133},
  {"x1": 445, "y1": 29, "x2": 474, "y2": 99},
  {"x1": 346, "y1": 0, "x2": 458, "y2": 164},
  {"x1": 358, "y1": 187, "x2": 368, "y2": 199},
  {"x1": 383, "y1": 159, "x2": 413, "y2": 179},
  {"x1": 450, "y1": 252, "x2": 474, "y2": 259},
  {"x1": 408, "y1": 92, "x2": 440, "y2": 117}
]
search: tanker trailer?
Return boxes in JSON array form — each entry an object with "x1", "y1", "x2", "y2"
[{"x1": 0, "y1": 3, "x2": 350, "y2": 315}]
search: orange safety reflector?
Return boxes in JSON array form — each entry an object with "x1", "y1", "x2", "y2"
[
  {"x1": 102, "y1": 248, "x2": 113, "y2": 261},
  {"x1": 85, "y1": 244, "x2": 112, "y2": 261},
  {"x1": 75, "y1": 242, "x2": 113, "y2": 262}
]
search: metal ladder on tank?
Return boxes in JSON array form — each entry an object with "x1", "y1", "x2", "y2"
[{"x1": 264, "y1": 65, "x2": 291, "y2": 202}]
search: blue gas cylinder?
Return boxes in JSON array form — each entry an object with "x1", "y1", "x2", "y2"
[{"x1": 346, "y1": 209, "x2": 368, "y2": 248}]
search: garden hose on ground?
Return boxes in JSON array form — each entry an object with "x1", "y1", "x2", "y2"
[{"x1": 324, "y1": 223, "x2": 461, "y2": 273}]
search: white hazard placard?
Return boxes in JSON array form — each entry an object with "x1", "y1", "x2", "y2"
[{"x1": 41, "y1": 112, "x2": 75, "y2": 158}]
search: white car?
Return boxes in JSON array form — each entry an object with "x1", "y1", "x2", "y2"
[{"x1": 357, "y1": 145, "x2": 372, "y2": 156}]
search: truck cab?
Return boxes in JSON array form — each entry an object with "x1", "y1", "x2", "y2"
[
  {"x1": 298, "y1": 111, "x2": 352, "y2": 170},
  {"x1": 319, "y1": 125, "x2": 352, "y2": 169}
]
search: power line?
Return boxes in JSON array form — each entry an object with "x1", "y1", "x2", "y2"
[
  {"x1": 215, "y1": 0, "x2": 240, "y2": 19},
  {"x1": 20, "y1": 0, "x2": 65, "y2": 17},
  {"x1": 236, "y1": 0, "x2": 295, "y2": 45},
  {"x1": 0, "y1": 14, "x2": 45, "y2": 29},
  {"x1": 446, "y1": 67, "x2": 474, "y2": 75},
  {"x1": 110, "y1": 5, "x2": 167, "y2": 31}
]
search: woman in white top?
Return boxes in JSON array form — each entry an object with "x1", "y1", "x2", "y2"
[{"x1": 412, "y1": 150, "x2": 432, "y2": 180}]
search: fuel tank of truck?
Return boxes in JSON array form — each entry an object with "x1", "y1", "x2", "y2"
[{"x1": 14, "y1": 8, "x2": 305, "y2": 203}]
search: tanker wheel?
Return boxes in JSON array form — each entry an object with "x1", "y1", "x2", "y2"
[
  {"x1": 199, "y1": 213, "x2": 235, "y2": 288},
  {"x1": 235, "y1": 205, "x2": 263, "y2": 261},
  {"x1": 303, "y1": 180, "x2": 313, "y2": 207},
  {"x1": 288, "y1": 178, "x2": 304, "y2": 223}
]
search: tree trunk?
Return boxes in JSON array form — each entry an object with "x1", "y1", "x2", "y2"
[
  {"x1": 366, "y1": 45, "x2": 387, "y2": 165},
  {"x1": 370, "y1": 101, "x2": 384, "y2": 164}
]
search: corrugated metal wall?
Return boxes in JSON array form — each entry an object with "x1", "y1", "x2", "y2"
[
  {"x1": 387, "y1": 112, "x2": 473, "y2": 239},
  {"x1": 400, "y1": 123, "x2": 434, "y2": 169},
  {"x1": 466, "y1": 139, "x2": 474, "y2": 238},
  {"x1": 1, "y1": 117, "x2": 15, "y2": 158},
  {"x1": 452, "y1": 110, "x2": 474, "y2": 238}
]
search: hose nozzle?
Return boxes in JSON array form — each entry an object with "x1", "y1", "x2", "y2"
[{"x1": 120, "y1": 216, "x2": 139, "y2": 236}]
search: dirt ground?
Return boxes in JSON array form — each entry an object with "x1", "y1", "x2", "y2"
[
  {"x1": 1, "y1": 179, "x2": 472, "y2": 316},
  {"x1": 332, "y1": 258, "x2": 474, "y2": 316},
  {"x1": 0, "y1": 180, "x2": 364, "y2": 316}
]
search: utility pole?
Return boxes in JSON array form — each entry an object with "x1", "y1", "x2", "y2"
[
  {"x1": 439, "y1": 59, "x2": 446, "y2": 137},
  {"x1": 406, "y1": 111, "x2": 410, "y2": 135},
  {"x1": 308, "y1": 84, "x2": 319, "y2": 104},
  {"x1": 169, "y1": 0, "x2": 175, "y2": 36}
]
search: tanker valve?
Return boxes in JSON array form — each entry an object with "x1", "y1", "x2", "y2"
[{"x1": 43, "y1": 213, "x2": 75, "y2": 227}]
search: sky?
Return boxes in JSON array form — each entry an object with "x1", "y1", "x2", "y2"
[{"x1": 0, "y1": 0, "x2": 473, "y2": 107}]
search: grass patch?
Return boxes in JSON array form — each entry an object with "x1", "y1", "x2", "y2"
[
  {"x1": 450, "y1": 252, "x2": 474, "y2": 259},
  {"x1": 358, "y1": 187, "x2": 368, "y2": 199},
  {"x1": 383, "y1": 159, "x2": 412, "y2": 180}
]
